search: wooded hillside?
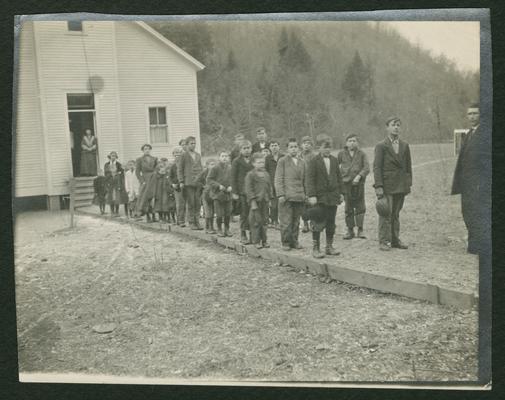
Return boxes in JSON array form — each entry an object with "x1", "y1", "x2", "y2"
[{"x1": 150, "y1": 21, "x2": 479, "y2": 153}]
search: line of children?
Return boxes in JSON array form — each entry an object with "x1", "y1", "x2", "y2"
[{"x1": 92, "y1": 132, "x2": 373, "y2": 260}]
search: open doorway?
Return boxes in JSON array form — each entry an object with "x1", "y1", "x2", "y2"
[{"x1": 67, "y1": 93, "x2": 98, "y2": 177}]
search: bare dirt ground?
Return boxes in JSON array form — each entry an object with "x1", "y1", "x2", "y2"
[{"x1": 15, "y1": 210, "x2": 478, "y2": 382}]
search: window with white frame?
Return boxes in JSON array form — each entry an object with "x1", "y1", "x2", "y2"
[{"x1": 148, "y1": 107, "x2": 169, "y2": 143}]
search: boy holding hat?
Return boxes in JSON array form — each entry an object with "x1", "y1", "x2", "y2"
[
  {"x1": 373, "y1": 116, "x2": 412, "y2": 251},
  {"x1": 306, "y1": 136, "x2": 344, "y2": 258},
  {"x1": 300, "y1": 135, "x2": 317, "y2": 233},
  {"x1": 337, "y1": 133, "x2": 370, "y2": 239}
]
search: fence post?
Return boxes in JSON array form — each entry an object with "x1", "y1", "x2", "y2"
[{"x1": 69, "y1": 177, "x2": 75, "y2": 228}]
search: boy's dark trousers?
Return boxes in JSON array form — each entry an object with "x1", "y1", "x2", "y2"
[
  {"x1": 239, "y1": 194, "x2": 250, "y2": 232},
  {"x1": 311, "y1": 205, "x2": 337, "y2": 241},
  {"x1": 378, "y1": 194, "x2": 405, "y2": 245},
  {"x1": 249, "y1": 200, "x2": 269, "y2": 244},
  {"x1": 183, "y1": 185, "x2": 201, "y2": 226},
  {"x1": 344, "y1": 183, "x2": 366, "y2": 230},
  {"x1": 214, "y1": 199, "x2": 232, "y2": 233},
  {"x1": 175, "y1": 189, "x2": 186, "y2": 225},
  {"x1": 279, "y1": 200, "x2": 304, "y2": 247},
  {"x1": 270, "y1": 197, "x2": 279, "y2": 225}
]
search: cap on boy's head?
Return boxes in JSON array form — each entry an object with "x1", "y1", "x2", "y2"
[
  {"x1": 385, "y1": 116, "x2": 401, "y2": 126},
  {"x1": 316, "y1": 134, "x2": 332, "y2": 148},
  {"x1": 141, "y1": 143, "x2": 152, "y2": 151},
  {"x1": 256, "y1": 127, "x2": 266, "y2": 134},
  {"x1": 345, "y1": 133, "x2": 358, "y2": 141},
  {"x1": 468, "y1": 102, "x2": 479, "y2": 109},
  {"x1": 301, "y1": 135, "x2": 313, "y2": 144},
  {"x1": 107, "y1": 151, "x2": 118, "y2": 159}
]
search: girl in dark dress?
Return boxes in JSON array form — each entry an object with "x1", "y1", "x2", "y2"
[
  {"x1": 135, "y1": 144, "x2": 158, "y2": 222},
  {"x1": 153, "y1": 158, "x2": 176, "y2": 222},
  {"x1": 80, "y1": 129, "x2": 98, "y2": 176},
  {"x1": 104, "y1": 151, "x2": 128, "y2": 216}
]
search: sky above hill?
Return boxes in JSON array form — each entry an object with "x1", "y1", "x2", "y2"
[{"x1": 386, "y1": 21, "x2": 480, "y2": 72}]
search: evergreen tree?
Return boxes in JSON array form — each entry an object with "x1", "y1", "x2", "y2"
[{"x1": 341, "y1": 51, "x2": 375, "y2": 108}]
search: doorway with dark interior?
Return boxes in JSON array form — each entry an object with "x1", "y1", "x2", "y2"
[{"x1": 67, "y1": 93, "x2": 97, "y2": 177}]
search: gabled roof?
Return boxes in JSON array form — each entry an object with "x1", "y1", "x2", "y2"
[{"x1": 134, "y1": 21, "x2": 205, "y2": 71}]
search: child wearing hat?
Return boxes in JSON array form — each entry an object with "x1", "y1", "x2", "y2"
[
  {"x1": 299, "y1": 135, "x2": 317, "y2": 233},
  {"x1": 207, "y1": 151, "x2": 233, "y2": 237},
  {"x1": 104, "y1": 151, "x2": 128, "y2": 217},
  {"x1": 337, "y1": 133, "x2": 370, "y2": 239},
  {"x1": 135, "y1": 144, "x2": 158, "y2": 222},
  {"x1": 245, "y1": 152, "x2": 273, "y2": 249},
  {"x1": 153, "y1": 158, "x2": 176, "y2": 222},
  {"x1": 306, "y1": 136, "x2": 344, "y2": 258}
]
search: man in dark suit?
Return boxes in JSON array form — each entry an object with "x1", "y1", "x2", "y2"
[
  {"x1": 306, "y1": 137, "x2": 344, "y2": 258},
  {"x1": 451, "y1": 103, "x2": 483, "y2": 255},
  {"x1": 373, "y1": 116, "x2": 413, "y2": 251},
  {"x1": 251, "y1": 127, "x2": 270, "y2": 154},
  {"x1": 265, "y1": 139, "x2": 283, "y2": 227}
]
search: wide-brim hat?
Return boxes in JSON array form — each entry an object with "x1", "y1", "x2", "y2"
[
  {"x1": 141, "y1": 143, "x2": 152, "y2": 151},
  {"x1": 375, "y1": 197, "x2": 390, "y2": 217}
]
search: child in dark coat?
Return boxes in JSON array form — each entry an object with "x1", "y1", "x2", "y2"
[
  {"x1": 231, "y1": 140, "x2": 254, "y2": 244},
  {"x1": 207, "y1": 151, "x2": 233, "y2": 237},
  {"x1": 244, "y1": 152, "x2": 273, "y2": 249},
  {"x1": 154, "y1": 158, "x2": 176, "y2": 223},
  {"x1": 93, "y1": 169, "x2": 107, "y2": 215},
  {"x1": 197, "y1": 159, "x2": 217, "y2": 233}
]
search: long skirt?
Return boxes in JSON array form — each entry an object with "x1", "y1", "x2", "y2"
[
  {"x1": 154, "y1": 178, "x2": 176, "y2": 213},
  {"x1": 80, "y1": 150, "x2": 97, "y2": 176},
  {"x1": 136, "y1": 172, "x2": 157, "y2": 213}
]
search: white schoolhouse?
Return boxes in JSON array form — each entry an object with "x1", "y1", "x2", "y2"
[{"x1": 15, "y1": 20, "x2": 204, "y2": 209}]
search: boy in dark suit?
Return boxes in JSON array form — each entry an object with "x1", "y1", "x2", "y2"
[
  {"x1": 231, "y1": 140, "x2": 254, "y2": 244},
  {"x1": 373, "y1": 116, "x2": 413, "y2": 251},
  {"x1": 306, "y1": 137, "x2": 344, "y2": 258},
  {"x1": 170, "y1": 146, "x2": 186, "y2": 226},
  {"x1": 265, "y1": 139, "x2": 282, "y2": 227},
  {"x1": 300, "y1": 136, "x2": 317, "y2": 233},
  {"x1": 177, "y1": 136, "x2": 204, "y2": 230},
  {"x1": 451, "y1": 103, "x2": 484, "y2": 255},
  {"x1": 245, "y1": 152, "x2": 273, "y2": 249},
  {"x1": 337, "y1": 134, "x2": 370, "y2": 239},
  {"x1": 207, "y1": 151, "x2": 233, "y2": 237},
  {"x1": 251, "y1": 127, "x2": 270, "y2": 154}
]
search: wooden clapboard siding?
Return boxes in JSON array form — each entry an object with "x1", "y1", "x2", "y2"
[
  {"x1": 33, "y1": 21, "x2": 122, "y2": 195},
  {"x1": 14, "y1": 21, "x2": 48, "y2": 197},
  {"x1": 115, "y1": 22, "x2": 201, "y2": 162}
]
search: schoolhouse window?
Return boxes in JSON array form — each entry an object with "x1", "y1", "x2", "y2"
[
  {"x1": 67, "y1": 21, "x2": 83, "y2": 32},
  {"x1": 149, "y1": 107, "x2": 169, "y2": 143},
  {"x1": 67, "y1": 94, "x2": 94, "y2": 110}
]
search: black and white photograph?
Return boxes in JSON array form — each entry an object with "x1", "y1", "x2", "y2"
[{"x1": 12, "y1": 9, "x2": 491, "y2": 388}]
